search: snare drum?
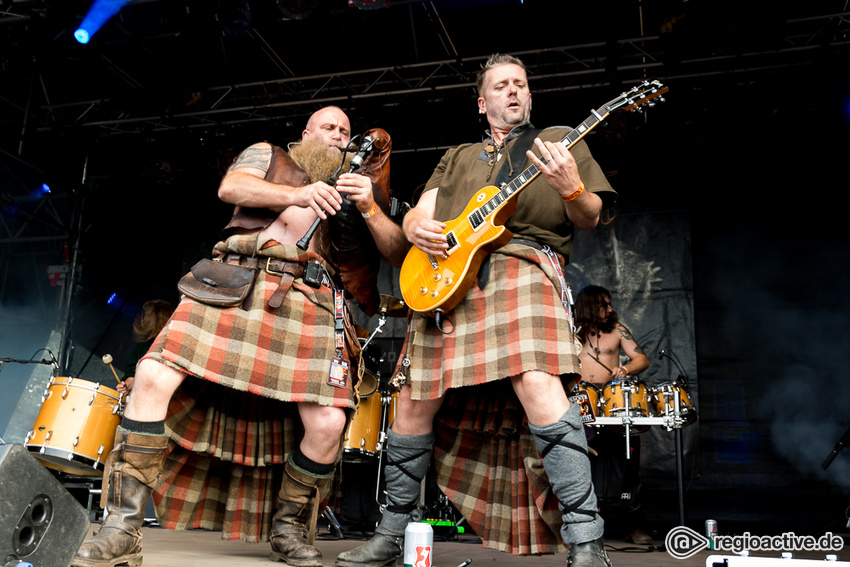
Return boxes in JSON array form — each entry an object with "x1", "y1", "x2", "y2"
[
  {"x1": 601, "y1": 380, "x2": 651, "y2": 434},
  {"x1": 356, "y1": 338, "x2": 384, "y2": 397},
  {"x1": 651, "y1": 383, "x2": 697, "y2": 426},
  {"x1": 343, "y1": 391, "x2": 398, "y2": 461},
  {"x1": 25, "y1": 377, "x2": 123, "y2": 476}
]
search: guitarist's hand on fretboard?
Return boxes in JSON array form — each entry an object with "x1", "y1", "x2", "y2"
[
  {"x1": 526, "y1": 137, "x2": 582, "y2": 197},
  {"x1": 526, "y1": 137, "x2": 602, "y2": 230}
]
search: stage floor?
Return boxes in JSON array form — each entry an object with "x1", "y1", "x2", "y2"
[{"x1": 81, "y1": 524, "x2": 846, "y2": 567}]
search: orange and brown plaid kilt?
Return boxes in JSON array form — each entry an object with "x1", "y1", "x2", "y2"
[
  {"x1": 143, "y1": 236, "x2": 356, "y2": 542},
  {"x1": 403, "y1": 242, "x2": 580, "y2": 555}
]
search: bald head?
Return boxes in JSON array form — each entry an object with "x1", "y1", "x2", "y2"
[{"x1": 302, "y1": 106, "x2": 351, "y2": 151}]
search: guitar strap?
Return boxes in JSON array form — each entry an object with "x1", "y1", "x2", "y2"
[
  {"x1": 478, "y1": 127, "x2": 541, "y2": 290},
  {"x1": 493, "y1": 126, "x2": 542, "y2": 189}
]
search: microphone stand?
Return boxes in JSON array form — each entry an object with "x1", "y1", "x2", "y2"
[
  {"x1": 659, "y1": 347, "x2": 689, "y2": 526},
  {"x1": 821, "y1": 425, "x2": 850, "y2": 470},
  {"x1": 296, "y1": 134, "x2": 375, "y2": 251}
]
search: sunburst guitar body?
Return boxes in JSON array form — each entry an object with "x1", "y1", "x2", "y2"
[
  {"x1": 399, "y1": 184, "x2": 518, "y2": 314},
  {"x1": 399, "y1": 80, "x2": 669, "y2": 314}
]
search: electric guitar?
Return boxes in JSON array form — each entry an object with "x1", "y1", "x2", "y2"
[{"x1": 399, "y1": 80, "x2": 668, "y2": 314}]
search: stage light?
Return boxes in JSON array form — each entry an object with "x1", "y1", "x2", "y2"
[
  {"x1": 107, "y1": 292, "x2": 118, "y2": 305},
  {"x1": 40, "y1": 183, "x2": 51, "y2": 195},
  {"x1": 74, "y1": 0, "x2": 132, "y2": 45},
  {"x1": 74, "y1": 29, "x2": 91, "y2": 44}
]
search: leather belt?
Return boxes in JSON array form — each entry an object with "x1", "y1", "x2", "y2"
[
  {"x1": 510, "y1": 237, "x2": 543, "y2": 250},
  {"x1": 511, "y1": 237, "x2": 565, "y2": 266},
  {"x1": 264, "y1": 258, "x2": 305, "y2": 309},
  {"x1": 218, "y1": 253, "x2": 306, "y2": 309}
]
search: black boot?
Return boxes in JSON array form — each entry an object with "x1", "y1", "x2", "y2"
[
  {"x1": 269, "y1": 458, "x2": 333, "y2": 566},
  {"x1": 568, "y1": 537, "x2": 612, "y2": 567},
  {"x1": 72, "y1": 429, "x2": 169, "y2": 567}
]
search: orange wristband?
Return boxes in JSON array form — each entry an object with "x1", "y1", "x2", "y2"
[
  {"x1": 561, "y1": 182, "x2": 585, "y2": 202},
  {"x1": 361, "y1": 202, "x2": 379, "y2": 218}
]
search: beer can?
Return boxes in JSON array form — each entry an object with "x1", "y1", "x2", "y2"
[
  {"x1": 705, "y1": 519, "x2": 718, "y2": 550},
  {"x1": 404, "y1": 522, "x2": 434, "y2": 567}
]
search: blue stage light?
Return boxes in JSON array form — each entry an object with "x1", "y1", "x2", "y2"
[
  {"x1": 40, "y1": 183, "x2": 51, "y2": 195},
  {"x1": 74, "y1": 0, "x2": 131, "y2": 44},
  {"x1": 74, "y1": 28, "x2": 91, "y2": 44}
]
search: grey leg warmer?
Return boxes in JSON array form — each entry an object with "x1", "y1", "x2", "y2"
[
  {"x1": 528, "y1": 404, "x2": 604, "y2": 546},
  {"x1": 375, "y1": 428, "x2": 434, "y2": 537}
]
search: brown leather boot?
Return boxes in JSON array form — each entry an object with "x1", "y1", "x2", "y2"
[
  {"x1": 72, "y1": 429, "x2": 169, "y2": 567},
  {"x1": 269, "y1": 459, "x2": 333, "y2": 566}
]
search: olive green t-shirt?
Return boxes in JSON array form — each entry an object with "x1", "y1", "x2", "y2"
[{"x1": 426, "y1": 124, "x2": 616, "y2": 260}]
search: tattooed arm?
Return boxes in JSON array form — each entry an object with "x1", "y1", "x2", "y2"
[
  {"x1": 217, "y1": 142, "x2": 343, "y2": 218},
  {"x1": 610, "y1": 322, "x2": 651, "y2": 379}
]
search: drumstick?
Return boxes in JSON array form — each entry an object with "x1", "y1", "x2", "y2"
[
  {"x1": 102, "y1": 354, "x2": 122, "y2": 384},
  {"x1": 588, "y1": 353, "x2": 613, "y2": 374}
]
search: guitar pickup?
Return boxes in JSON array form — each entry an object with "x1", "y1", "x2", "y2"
[
  {"x1": 467, "y1": 210, "x2": 485, "y2": 231},
  {"x1": 445, "y1": 231, "x2": 459, "y2": 255}
]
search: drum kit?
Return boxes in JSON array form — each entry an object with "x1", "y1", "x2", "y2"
[
  {"x1": 570, "y1": 374, "x2": 697, "y2": 527},
  {"x1": 570, "y1": 377, "x2": 697, "y2": 455},
  {"x1": 343, "y1": 295, "x2": 407, "y2": 464}
]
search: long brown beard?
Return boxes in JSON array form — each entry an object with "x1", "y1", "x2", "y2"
[
  {"x1": 285, "y1": 139, "x2": 352, "y2": 263},
  {"x1": 287, "y1": 139, "x2": 352, "y2": 184}
]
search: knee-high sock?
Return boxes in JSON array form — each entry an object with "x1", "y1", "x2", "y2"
[
  {"x1": 376, "y1": 428, "x2": 434, "y2": 537},
  {"x1": 528, "y1": 404, "x2": 604, "y2": 546}
]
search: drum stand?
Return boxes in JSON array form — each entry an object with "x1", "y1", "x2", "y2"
[
  {"x1": 593, "y1": 386, "x2": 689, "y2": 526},
  {"x1": 372, "y1": 385, "x2": 389, "y2": 494}
]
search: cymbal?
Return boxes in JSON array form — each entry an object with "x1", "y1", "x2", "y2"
[{"x1": 379, "y1": 295, "x2": 408, "y2": 317}]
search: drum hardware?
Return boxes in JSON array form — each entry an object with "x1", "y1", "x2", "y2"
[
  {"x1": 378, "y1": 294, "x2": 408, "y2": 318},
  {"x1": 571, "y1": 375, "x2": 698, "y2": 462},
  {"x1": 601, "y1": 379, "x2": 652, "y2": 436},
  {"x1": 343, "y1": 301, "x2": 410, "y2": 510}
]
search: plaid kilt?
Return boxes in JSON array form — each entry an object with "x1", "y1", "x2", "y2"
[
  {"x1": 403, "y1": 242, "x2": 580, "y2": 555},
  {"x1": 143, "y1": 235, "x2": 356, "y2": 542}
]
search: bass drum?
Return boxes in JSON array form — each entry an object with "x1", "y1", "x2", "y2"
[{"x1": 25, "y1": 377, "x2": 123, "y2": 476}]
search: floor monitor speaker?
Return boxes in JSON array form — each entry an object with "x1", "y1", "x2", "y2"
[{"x1": 0, "y1": 443, "x2": 90, "y2": 567}]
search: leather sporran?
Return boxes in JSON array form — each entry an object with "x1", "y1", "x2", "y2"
[{"x1": 177, "y1": 258, "x2": 256, "y2": 307}]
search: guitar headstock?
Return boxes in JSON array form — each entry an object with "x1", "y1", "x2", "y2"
[{"x1": 606, "y1": 80, "x2": 669, "y2": 113}]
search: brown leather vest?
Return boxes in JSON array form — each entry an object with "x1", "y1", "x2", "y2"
[
  {"x1": 221, "y1": 146, "x2": 310, "y2": 237},
  {"x1": 220, "y1": 132, "x2": 392, "y2": 316}
]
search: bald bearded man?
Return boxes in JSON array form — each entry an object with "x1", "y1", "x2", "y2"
[{"x1": 73, "y1": 106, "x2": 407, "y2": 567}]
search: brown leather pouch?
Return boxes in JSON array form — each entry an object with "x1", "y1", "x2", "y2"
[{"x1": 177, "y1": 258, "x2": 256, "y2": 307}]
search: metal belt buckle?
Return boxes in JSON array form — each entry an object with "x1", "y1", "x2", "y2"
[{"x1": 265, "y1": 257, "x2": 285, "y2": 276}]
